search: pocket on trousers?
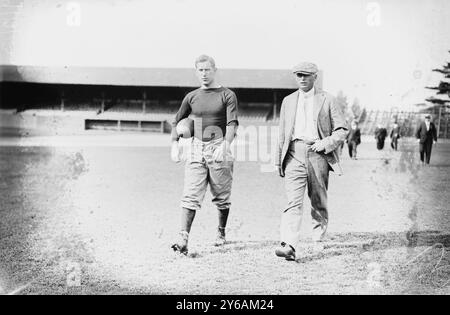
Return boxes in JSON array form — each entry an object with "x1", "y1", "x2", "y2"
[
  {"x1": 211, "y1": 146, "x2": 235, "y2": 164},
  {"x1": 211, "y1": 159, "x2": 234, "y2": 171}
]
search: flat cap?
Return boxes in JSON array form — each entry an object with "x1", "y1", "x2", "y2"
[{"x1": 292, "y1": 62, "x2": 318, "y2": 74}]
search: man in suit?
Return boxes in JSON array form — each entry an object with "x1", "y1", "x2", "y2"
[
  {"x1": 390, "y1": 121, "x2": 401, "y2": 151},
  {"x1": 274, "y1": 62, "x2": 347, "y2": 261},
  {"x1": 374, "y1": 124, "x2": 388, "y2": 150},
  {"x1": 416, "y1": 114, "x2": 437, "y2": 165},
  {"x1": 346, "y1": 120, "x2": 361, "y2": 160}
]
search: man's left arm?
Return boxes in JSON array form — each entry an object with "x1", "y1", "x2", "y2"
[
  {"x1": 321, "y1": 96, "x2": 348, "y2": 154},
  {"x1": 356, "y1": 129, "x2": 362, "y2": 145},
  {"x1": 213, "y1": 91, "x2": 238, "y2": 162},
  {"x1": 225, "y1": 90, "x2": 239, "y2": 144},
  {"x1": 225, "y1": 123, "x2": 238, "y2": 143},
  {"x1": 433, "y1": 123, "x2": 438, "y2": 143}
]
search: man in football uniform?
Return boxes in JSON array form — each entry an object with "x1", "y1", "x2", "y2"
[{"x1": 170, "y1": 55, "x2": 239, "y2": 255}]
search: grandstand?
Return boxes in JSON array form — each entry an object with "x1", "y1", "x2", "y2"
[
  {"x1": 3, "y1": 64, "x2": 449, "y2": 138},
  {"x1": 238, "y1": 103, "x2": 273, "y2": 121},
  {"x1": 359, "y1": 109, "x2": 450, "y2": 138},
  {"x1": 0, "y1": 65, "x2": 326, "y2": 133}
]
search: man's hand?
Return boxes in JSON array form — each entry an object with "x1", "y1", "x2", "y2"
[
  {"x1": 171, "y1": 141, "x2": 182, "y2": 163},
  {"x1": 311, "y1": 140, "x2": 326, "y2": 153},
  {"x1": 213, "y1": 141, "x2": 231, "y2": 163},
  {"x1": 417, "y1": 139, "x2": 421, "y2": 143},
  {"x1": 278, "y1": 166, "x2": 285, "y2": 178}
]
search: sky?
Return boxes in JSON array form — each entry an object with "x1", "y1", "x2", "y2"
[{"x1": 1, "y1": 0, "x2": 449, "y2": 110}]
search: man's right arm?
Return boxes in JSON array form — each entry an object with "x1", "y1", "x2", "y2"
[
  {"x1": 433, "y1": 123, "x2": 438, "y2": 142},
  {"x1": 276, "y1": 100, "x2": 286, "y2": 177},
  {"x1": 170, "y1": 95, "x2": 192, "y2": 163},
  {"x1": 171, "y1": 95, "x2": 192, "y2": 142}
]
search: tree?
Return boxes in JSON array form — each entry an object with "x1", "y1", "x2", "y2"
[
  {"x1": 351, "y1": 98, "x2": 362, "y2": 120},
  {"x1": 426, "y1": 51, "x2": 450, "y2": 106},
  {"x1": 335, "y1": 90, "x2": 353, "y2": 125},
  {"x1": 335, "y1": 90, "x2": 348, "y2": 114},
  {"x1": 425, "y1": 50, "x2": 450, "y2": 136},
  {"x1": 358, "y1": 108, "x2": 367, "y2": 124}
]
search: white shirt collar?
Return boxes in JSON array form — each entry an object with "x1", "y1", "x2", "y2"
[{"x1": 299, "y1": 87, "x2": 315, "y2": 98}]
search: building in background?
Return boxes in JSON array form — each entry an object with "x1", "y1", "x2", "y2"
[{"x1": 0, "y1": 65, "x2": 323, "y2": 133}]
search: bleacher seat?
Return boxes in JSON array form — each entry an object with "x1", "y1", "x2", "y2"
[
  {"x1": 239, "y1": 104, "x2": 271, "y2": 122},
  {"x1": 21, "y1": 108, "x2": 97, "y2": 118},
  {"x1": 107, "y1": 100, "x2": 178, "y2": 116}
]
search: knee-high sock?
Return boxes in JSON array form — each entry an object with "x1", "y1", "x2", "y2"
[
  {"x1": 181, "y1": 208, "x2": 196, "y2": 233},
  {"x1": 218, "y1": 208, "x2": 230, "y2": 230}
]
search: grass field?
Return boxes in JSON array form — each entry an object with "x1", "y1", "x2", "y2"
[{"x1": 0, "y1": 133, "x2": 450, "y2": 295}]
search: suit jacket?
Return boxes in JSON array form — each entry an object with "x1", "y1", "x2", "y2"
[
  {"x1": 416, "y1": 122, "x2": 437, "y2": 144},
  {"x1": 374, "y1": 127, "x2": 387, "y2": 140},
  {"x1": 275, "y1": 88, "x2": 347, "y2": 175},
  {"x1": 347, "y1": 128, "x2": 361, "y2": 145}
]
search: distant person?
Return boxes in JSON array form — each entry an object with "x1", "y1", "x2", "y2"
[
  {"x1": 374, "y1": 124, "x2": 387, "y2": 150},
  {"x1": 170, "y1": 55, "x2": 239, "y2": 255},
  {"x1": 390, "y1": 121, "x2": 401, "y2": 151},
  {"x1": 346, "y1": 120, "x2": 361, "y2": 159},
  {"x1": 274, "y1": 62, "x2": 347, "y2": 261},
  {"x1": 416, "y1": 114, "x2": 437, "y2": 165}
]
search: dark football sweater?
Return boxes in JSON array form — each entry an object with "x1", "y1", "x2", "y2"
[{"x1": 171, "y1": 87, "x2": 239, "y2": 142}]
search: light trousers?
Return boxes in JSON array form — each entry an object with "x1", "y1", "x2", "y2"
[{"x1": 281, "y1": 140, "x2": 330, "y2": 251}]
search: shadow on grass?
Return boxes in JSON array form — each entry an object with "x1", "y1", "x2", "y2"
[
  {"x1": 298, "y1": 231, "x2": 450, "y2": 263},
  {"x1": 344, "y1": 157, "x2": 388, "y2": 161},
  {"x1": 425, "y1": 164, "x2": 450, "y2": 168},
  {"x1": 185, "y1": 240, "x2": 278, "y2": 258},
  {"x1": 185, "y1": 231, "x2": 450, "y2": 262}
]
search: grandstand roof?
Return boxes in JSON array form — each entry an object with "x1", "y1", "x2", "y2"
[{"x1": 0, "y1": 65, "x2": 319, "y2": 89}]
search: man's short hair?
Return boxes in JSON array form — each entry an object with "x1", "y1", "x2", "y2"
[{"x1": 195, "y1": 55, "x2": 216, "y2": 69}]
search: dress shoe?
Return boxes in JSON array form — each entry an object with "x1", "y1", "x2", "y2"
[
  {"x1": 275, "y1": 242, "x2": 296, "y2": 261},
  {"x1": 171, "y1": 231, "x2": 189, "y2": 255},
  {"x1": 214, "y1": 227, "x2": 226, "y2": 246}
]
